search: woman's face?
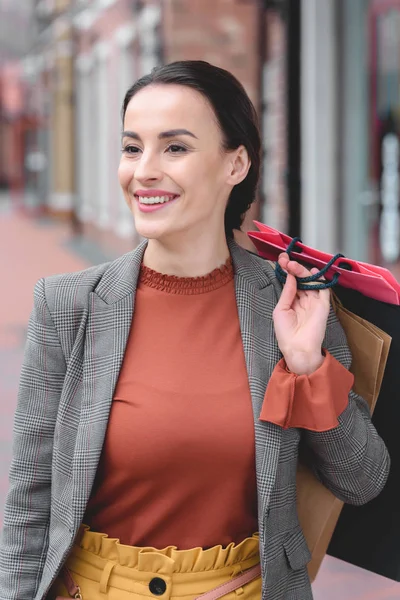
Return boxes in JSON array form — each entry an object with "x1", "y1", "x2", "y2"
[{"x1": 118, "y1": 83, "x2": 248, "y2": 243}]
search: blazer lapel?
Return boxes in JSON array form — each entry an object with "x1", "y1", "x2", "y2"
[
  {"x1": 71, "y1": 240, "x2": 148, "y2": 528},
  {"x1": 229, "y1": 240, "x2": 283, "y2": 521}
]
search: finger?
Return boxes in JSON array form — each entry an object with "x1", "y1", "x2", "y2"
[
  {"x1": 279, "y1": 252, "x2": 289, "y2": 262},
  {"x1": 303, "y1": 268, "x2": 322, "y2": 294},
  {"x1": 276, "y1": 272, "x2": 297, "y2": 310},
  {"x1": 278, "y1": 254, "x2": 314, "y2": 279},
  {"x1": 286, "y1": 260, "x2": 312, "y2": 278},
  {"x1": 307, "y1": 267, "x2": 330, "y2": 304},
  {"x1": 304, "y1": 267, "x2": 327, "y2": 290},
  {"x1": 297, "y1": 266, "x2": 329, "y2": 301},
  {"x1": 320, "y1": 286, "x2": 331, "y2": 308},
  {"x1": 278, "y1": 253, "x2": 290, "y2": 272},
  {"x1": 310, "y1": 267, "x2": 327, "y2": 283}
]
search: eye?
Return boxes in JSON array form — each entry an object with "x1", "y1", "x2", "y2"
[
  {"x1": 166, "y1": 144, "x2": 188, "y2": 154},
  {"x1": 122, "y1": 145, "x2": 141, "y2": 155}
]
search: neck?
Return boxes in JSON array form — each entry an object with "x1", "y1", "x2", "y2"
[{"x1": 142, "y1": 229, "x2": 231, "y2": 277}]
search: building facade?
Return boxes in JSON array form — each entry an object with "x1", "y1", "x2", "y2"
[
  {"x1": 12, "y1": 0, "x2": 289, "y2": 255},
  {"x1": 8, "y1": 1, "x2": 400, "y2": 274},
  {"x1": 301, "y1": 0, "x2": 400, "y2": 278},
  {"x1": 73, "y1": 0, "x2": 162, "y2": 251},
  {"x1": 340, "y1": 0, "x2": 400, "y2": 275},
  {"x1": 0, "y1": 0, "x2": 38, "y2": 201}
]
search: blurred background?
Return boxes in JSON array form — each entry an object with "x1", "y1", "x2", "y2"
[
  {"x1": 3, "y1": 0, "x2": 400, "y2": 264},
  {"x1": 1, "y1": 1, "x2": 400, "y2": 599}
]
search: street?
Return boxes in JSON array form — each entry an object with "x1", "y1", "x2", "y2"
[{"x1": 0, "y1": 198, "x2": 399, "y2": 599}]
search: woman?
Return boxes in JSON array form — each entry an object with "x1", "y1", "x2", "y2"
[{"x1": 0, "y1": 61, "x2": 389, "y2": 600}]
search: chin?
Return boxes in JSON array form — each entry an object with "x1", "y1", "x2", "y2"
[{"x1": 133, "y1": 217, "x2": 172, "y2": 241}]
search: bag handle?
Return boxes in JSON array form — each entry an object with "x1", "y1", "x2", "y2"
[
  {"x1": 267, "y1": 256, "x2": 341, "y2": 313},
  {"x1": 273, "y1": 237, "x2": 344, "y2": 291}
]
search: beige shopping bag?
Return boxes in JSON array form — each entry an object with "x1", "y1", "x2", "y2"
[{"x1": 296, "y1": 295, "x2": 391, "y2": 581}]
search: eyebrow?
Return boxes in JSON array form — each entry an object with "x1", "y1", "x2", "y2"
[{"x1": 121, "y1": 129, "x2": 198, "y2": 141}]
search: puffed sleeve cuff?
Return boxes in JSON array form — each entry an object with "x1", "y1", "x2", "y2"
[{"x1": 259, "y1": 350, "x2": 354, "y2": 432}]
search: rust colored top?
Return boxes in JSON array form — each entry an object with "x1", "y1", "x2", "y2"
[
  {"x1": 84, "y1": 258, "x2": 352, "y2": 549},
  {"x1": 85, "y1": 258, "x2": 259, "y2": 549}
]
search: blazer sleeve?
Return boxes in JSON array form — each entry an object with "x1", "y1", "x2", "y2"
[
  {"x1": 0, "y1": 278, "x2": 67, "y2": 600},
  {"x1": 300, "y1": 303, "x2": 391, "y2": 506}
]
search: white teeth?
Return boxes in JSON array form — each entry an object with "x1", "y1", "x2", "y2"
[{"x1": 137, "y1": 195, "x2": 174, "y2": 205}]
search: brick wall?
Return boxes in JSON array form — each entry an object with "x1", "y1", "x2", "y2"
[
  {"x1": 162, "y1": 0, "x2": 262, "y2": 237},
  {"x1": 260, "y1": 9, "x2": 288, "y2": 233},
  {"x1": 163, "y1": 0, "x2": 260, "y2": 107}
]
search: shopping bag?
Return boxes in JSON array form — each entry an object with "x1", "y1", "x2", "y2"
[
  {"x1": 255, "y1": 233, "x2": 398, "y2": 580},
  {"x1": 296, "y1": 295, "x2": 391, "y2": 582},
  {"x1": 248, "y1": 223, "x2": 400, "y2": 304},
  {"x1": 331, "y1": 294, "x2": 391, "y2": 413},
  {"x1": 251, "y1": 221, "x2": 399, "y2": 294},
  {"x1": 327, "y1": 286, "x2": 400, "y2": 581}
]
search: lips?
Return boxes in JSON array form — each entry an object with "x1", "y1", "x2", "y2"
[
  {"x1": 134, "y1": 193, "x2": 180, "y2": 213},
  {"x1": 133, "y1": 189, "x2": 180, "y2": 214}
]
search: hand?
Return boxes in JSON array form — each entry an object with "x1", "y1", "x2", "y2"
[{"x1": 273, "y1": 253, "x2": 331, "y2": 375}]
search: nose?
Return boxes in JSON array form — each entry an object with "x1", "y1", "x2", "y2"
[{"x1": 134, "y1": 149, "x2": 162, "y2": 184}]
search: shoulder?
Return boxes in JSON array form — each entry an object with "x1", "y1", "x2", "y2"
[
  {"x1": 38, "y1": 240, "x2": 148, "y2": 315},
  {"x1": 40, "y1": 260, "x2": 113, "y2": 313},
  {"x1": 229, "y1": 241, "x2": 283, "y2": 303},
  {"x1": 228, "y1": 238, "x2": 279, "y2": 287},
  {"x1": 37, "y1": 241, "x2": 143, "y2": 315},
  {"x1": 245, "y1": 250, "x2": 278, "y2": 283}
]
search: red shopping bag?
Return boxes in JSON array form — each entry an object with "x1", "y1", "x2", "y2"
[{"x1": 248, "y1": 222, "x2": 400, "y2": 305}]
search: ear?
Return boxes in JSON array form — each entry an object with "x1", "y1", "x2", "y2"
[{"x1": 226, "y1": 145, "x2": 251, "y2": 186}]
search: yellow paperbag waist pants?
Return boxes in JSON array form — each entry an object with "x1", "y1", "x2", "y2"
[{"x1": 49, "y1": 526, "x2": 261, "y2": 600}]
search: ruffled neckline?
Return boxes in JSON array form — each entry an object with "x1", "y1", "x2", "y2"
[{"x1": 139, "y1": 257, "x2": 234, "y2": 295}]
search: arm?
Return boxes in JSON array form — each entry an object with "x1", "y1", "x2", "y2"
[
  {"x1": 0, "y1": 278, "x2": 66, "y2": 600},
  {"x1": 300, "y1": 306, "x2": 390, "y2": 505},
  {"x1": 271, "y1": 253, "x2": 390, "y2": 507}
]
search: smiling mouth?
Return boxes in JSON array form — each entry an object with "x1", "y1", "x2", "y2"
[{"x1": 135, "y1": 194, "x2": 179, "y2": 205}]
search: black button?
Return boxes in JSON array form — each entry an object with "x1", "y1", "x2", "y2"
[{"x1": 149, "y1": 577, "x2": 167, "y2": 596}]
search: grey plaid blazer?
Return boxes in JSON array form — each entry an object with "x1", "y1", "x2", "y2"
[{"x1": 0, "y1": 239, "x2": 390, "y2": 600}]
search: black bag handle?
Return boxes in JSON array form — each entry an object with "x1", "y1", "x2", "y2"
[{"x1": 274, "y1": 237, "x2": 345, "y2": 291}]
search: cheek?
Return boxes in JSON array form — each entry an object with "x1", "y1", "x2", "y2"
[
  {"x1": 196, "y1": 153, "x2": 229, "y2": 184},
  {"x1": 118, "y1": 161, "x2": 134, "y2": 190}
]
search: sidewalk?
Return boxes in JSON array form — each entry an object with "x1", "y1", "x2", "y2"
[
  {"x1": 0, "y1": 203, "x2": 399, "y2": 600},
  {"x1": 0, "y1": 203, "x2": 96, "y2": 521}
]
